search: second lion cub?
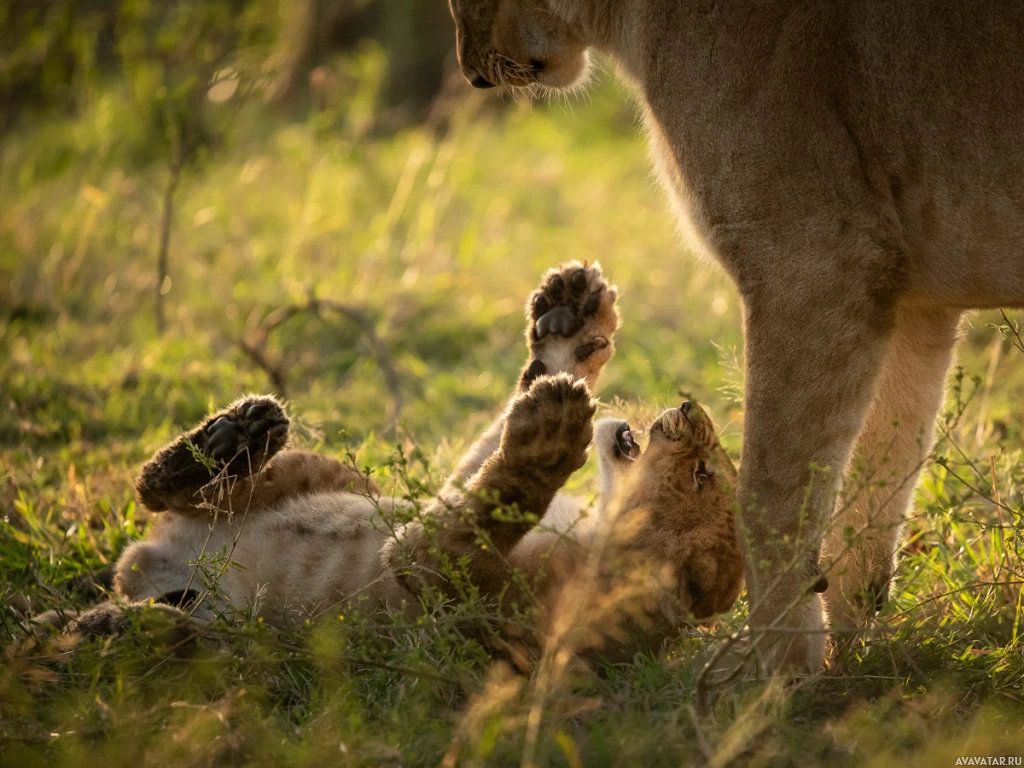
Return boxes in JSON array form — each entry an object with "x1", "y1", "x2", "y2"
[{"x1": 76, "y1": 264, "x2": 744, "y2": 657}]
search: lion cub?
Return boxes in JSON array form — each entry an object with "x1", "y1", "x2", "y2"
[{"x1": 66, "y1": 264, "x2": 743, "y2": 656}]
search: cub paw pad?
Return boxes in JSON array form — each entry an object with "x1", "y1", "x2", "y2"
[
  {"x1": 202, "y1": 396, "x2": 289, "y2": 465},
  {"x1": 530, "y1": 263, "x2": 610, "y2": 343}
]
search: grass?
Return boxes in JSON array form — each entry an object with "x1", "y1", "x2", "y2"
[{"x1": 2, "y1": 68, "x2": 1023, "y2": 767}]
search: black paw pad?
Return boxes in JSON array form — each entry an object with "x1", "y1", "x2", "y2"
[
  {"x1": 570, "y1": 268, "x2": 587, "y2": 296},
  {"x1": 614, "y1": 423, "x2": 641, "y2": 461},
  {"x1": 532, "y1": 293, "x2": 551, "y2": 320},
  {"x1": 536, "y1": 306, "x2": 582, "y2": 340},
  {"x1": 520, "y1": 359, "x2": 548, "y2": 388},
  {"x1": 582, "y1": 286, "x2": 604, "y2": 316},
  {"x1": 548, "y1": 274, "x2": 565, "y2": 299},
  {"x1": 202, "y1": 397, "x2": 288, "y2": 466},
  {"x1": 206, "y1": 416, "x2": 242, "y2": 461}
]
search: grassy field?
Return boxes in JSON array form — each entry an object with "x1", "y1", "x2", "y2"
[{"x1": 2, "y1": 70, "x2": 1023, "y2": 767}]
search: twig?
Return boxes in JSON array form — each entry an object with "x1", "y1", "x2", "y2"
[
  {"x1": 238, "y1": 337, "x2": 290, "y2": 397},
  {"x1": 237, "y1": 289, "x2": 403, "y2": 431},
  {"x1": 998, "y1": 310, "x2": 1024, "y2": 355}
]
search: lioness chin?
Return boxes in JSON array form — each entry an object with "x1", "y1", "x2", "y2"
[{"x1": 447, "y1": 0, "x2": 1024, "y2": 672}]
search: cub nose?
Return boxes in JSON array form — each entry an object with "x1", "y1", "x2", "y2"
[
  {"x1": 680, "y1": 401, "x2": 693, "y2": 417},
  {"x1": 464, "y1": 67, "x2": 496, "y2": 89}
]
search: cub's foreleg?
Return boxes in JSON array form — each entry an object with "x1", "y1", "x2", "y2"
[
  {"x1": 448, "y1": 261, "x2": 618, "y2": 487},
  {"x1": 389, "y1": 375, "x2": 595, "y2": 601},
  {"x1": 593, "y1": 418, "x2": 641, "y2": 515}
]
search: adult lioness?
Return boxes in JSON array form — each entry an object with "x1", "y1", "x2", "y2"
[
  {"x1": 446, "y1": 0, "x2": 1024, "y2": 672},
  {"x1": 57, "y1": 265, "x2": 743, "y2": 660}
]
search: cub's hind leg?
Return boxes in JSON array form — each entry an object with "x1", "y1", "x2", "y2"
[
  {"x1": 136, "y1": 394, "x2": 290, "y2": 514},
  {"x1": 136, "y1": 392, "x2": 378, "y2": 516}
]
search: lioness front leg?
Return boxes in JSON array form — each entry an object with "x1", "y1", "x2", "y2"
[
  {"x1": 449, "y1": 261, "x2": 617, "y2": 486},
  {"x1": 826, "y1": 305, "x2": 960, "y2": 629},
  {"x1": 390, "y1": 374, "x2": 596, "y2": 601},
  {"x1": 738, "y1": 263, "x2": 898, "y2": 674}
]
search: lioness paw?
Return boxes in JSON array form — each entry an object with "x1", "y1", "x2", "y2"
[
  {"x1": 503, "y1": 374, "x2": 595, "y2": 477},
  {"x1": 523, "y1": 261, "x2": 618, "y2": 389}
]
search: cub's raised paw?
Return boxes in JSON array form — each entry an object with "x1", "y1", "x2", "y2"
[
  {"x1": 502, "y1": 374, "x2": 596, "y2": 479},
  {"x1": 136, "y1": 395, "x2": 289, "y2": 512},
  {"x1": 523, "y1": 261, "x2": 619, "y2": 390},
  {"x1": 201, "y1": 395, "x2": 290, "y2": 470}
]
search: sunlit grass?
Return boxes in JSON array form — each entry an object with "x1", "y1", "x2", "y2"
[{"x1": 1, "y1": 73, "x2": 1022, "y2": 766}]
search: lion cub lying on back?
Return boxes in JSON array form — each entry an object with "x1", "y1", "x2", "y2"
[{"x1": 72, "y1": 264, "x2": 743, "y2": 655}]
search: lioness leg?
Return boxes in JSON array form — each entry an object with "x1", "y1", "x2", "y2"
[
  {"x1": 389, "y1": 374, "x2": 595, "y2": 601},
  {"x1": 447, "y1": 261, "x2": 617, "y2": 487},
  {"x1": 739, "y1": 271, "x2": 898, "y2": 673},
  {"x1": 826, "y1": 305, "x2": 960, "y2": 627}
]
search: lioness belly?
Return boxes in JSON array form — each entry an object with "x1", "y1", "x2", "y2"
[{"x1": 639, "y1": 0, "x2": 1024, "y2": 311}]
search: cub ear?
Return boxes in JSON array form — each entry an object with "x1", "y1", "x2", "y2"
[{"x1": 693, "y1": 458, "x2": 716, "y2": 489}]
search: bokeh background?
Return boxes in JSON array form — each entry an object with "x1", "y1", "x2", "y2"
[{"x1": 2, "y1": 2, "x2": 1023, "y2": 765}]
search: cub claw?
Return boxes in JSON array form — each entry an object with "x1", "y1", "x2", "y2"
[
  {"x1": 570, "y1": 267, "x2": 588, "y2": 295},
  {"x1": 574, "y1": 337, "x2": 609, "y2": 362}
]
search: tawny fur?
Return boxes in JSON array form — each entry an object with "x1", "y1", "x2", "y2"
[{"x1": 446, "y1": 0, "x2": 1024, "y2": 673}]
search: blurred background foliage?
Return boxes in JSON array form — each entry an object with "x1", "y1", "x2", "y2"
[
  {"x1": 0, "y1": 0, "x2": 455, "y2": 137},
  {"x1": 1, "y1": 1, "x2": 1023, "y2": 765}
]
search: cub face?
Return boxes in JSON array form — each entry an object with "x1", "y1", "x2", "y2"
[
  {"x1": 644, "y1": 401, "x2": 729, "y2": 493},
  {"x1": 597, "y1": 401, "x2": 744, "y2": 621},
  {"x1": 447, "y1": 0, "x2": 589, "y2": 90},
  {"x1": 598, "y1": 401, "x2": 732, "y2": 500}
]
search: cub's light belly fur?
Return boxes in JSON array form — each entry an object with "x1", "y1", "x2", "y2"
[
  {"x1": 77, "y1": 263, "x2": 743, "y2": 655},
  {"x1": 123, "y1": 488, "x2": 408, "y2": 624}
]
